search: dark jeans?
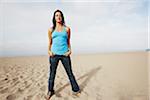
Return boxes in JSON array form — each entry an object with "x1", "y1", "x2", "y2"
[{"x1": 48, "y1": 55, "x2": 80, "y2": 92}]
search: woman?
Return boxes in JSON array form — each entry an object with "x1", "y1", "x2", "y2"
[{"x1": 46, "y1": 9, "x2": 80, "y2": 99}]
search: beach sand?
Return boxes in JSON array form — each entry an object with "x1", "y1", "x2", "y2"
[
  {"x1": 0, "y1": 51, "x2": 149, "y2": 100},
  {"x1": 148, "y1": 51, "x2": 150, "y2": 100}
]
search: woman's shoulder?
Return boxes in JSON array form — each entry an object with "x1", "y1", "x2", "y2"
[
  {"x1": 48, "y1": 27, "x2": 53, "y2": 32},
  {"x1": 64, "y1": 26, "x2": 70, "y2": 32}
]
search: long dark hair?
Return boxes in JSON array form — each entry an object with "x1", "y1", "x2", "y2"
[{"x1": 52, "y1": 9, "x2": 65, "y2": 32}]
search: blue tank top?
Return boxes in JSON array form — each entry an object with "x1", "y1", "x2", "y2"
[{"x1": 51, "y1": 26, "x2": 69, "y2": 55}]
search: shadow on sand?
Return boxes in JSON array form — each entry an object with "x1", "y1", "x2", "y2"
[{"x1": 55, "y1": 66, "x2": 102, "y2": 97}]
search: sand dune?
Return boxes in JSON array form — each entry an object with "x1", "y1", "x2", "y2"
[{"x1": 0, "y1": 51, "x2": 149, "y2": 100}]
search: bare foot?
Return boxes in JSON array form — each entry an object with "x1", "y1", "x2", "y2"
[
  {"x1": 72, "y1": 90, "x2": 81, "y2": 98},
  {"x1": 44, "y1": 91, "x2": 55, "y2": 100}
]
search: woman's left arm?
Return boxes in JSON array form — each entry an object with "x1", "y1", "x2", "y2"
[
  {"x1": 67, "y1": 27, "x2": 71, "y2": 51},
  {"x1": 64, "y1": 26, "x2": 72, "y2": 56}
]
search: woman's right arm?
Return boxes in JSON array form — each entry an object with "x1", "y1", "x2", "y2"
[{"x1": 48, "y1": 28, "x2": 54, "y2": 56}]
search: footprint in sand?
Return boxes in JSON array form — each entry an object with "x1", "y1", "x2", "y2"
[{"x1": 6, "y1": 94, "x2": 17, "y2": 100}]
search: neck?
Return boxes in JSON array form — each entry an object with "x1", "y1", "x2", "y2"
[{"x1": 56, "y1": 22, "x2": 63, "y2": 28}]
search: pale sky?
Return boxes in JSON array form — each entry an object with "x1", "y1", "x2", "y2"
[{"x1": 0, "y1": 0, "x2": 149, "y2": 57}]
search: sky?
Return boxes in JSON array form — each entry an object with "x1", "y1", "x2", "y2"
[{"x1": 0, "y1": 0, "x2": 149, "y2": 57}]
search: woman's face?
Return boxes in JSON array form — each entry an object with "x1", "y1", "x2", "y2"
[{"x1": 55, "y1": 12, "x2": 62, "y2": 23}]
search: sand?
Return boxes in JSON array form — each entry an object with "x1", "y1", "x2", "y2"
[
  {"x1": 148, "y1": 51, "x2": 150, "y2": 100},
  {"x1": 0, "y1": 51, "x2": 149, "y2": 100}
]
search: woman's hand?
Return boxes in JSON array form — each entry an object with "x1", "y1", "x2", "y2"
[
  {"x1": 48, "y1": 50, "x2": 55, "y2": 57},
  {"x1": 64, "y1": 50, "x2": 71, "y2": 57}
]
